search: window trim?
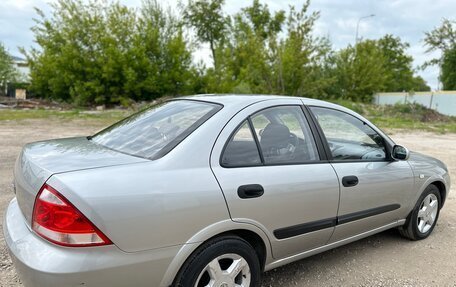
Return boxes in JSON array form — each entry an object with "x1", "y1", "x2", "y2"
[
  {"x1": 219, "y1": 104, "x2": 327, "y2": 168},
  {"x1": 247, "y1": 117, "x2": 265, "y2": 164},
  {"x1": 306, "y1": 105, "x2": 393, "y2": 163}
]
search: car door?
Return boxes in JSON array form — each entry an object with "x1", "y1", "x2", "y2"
[
  {"x1": 210, "y1": 99, "x2": 340, "y2": 259},
  {"x1": 308, "y1": 106, "x2": 414, "y2": 243}
]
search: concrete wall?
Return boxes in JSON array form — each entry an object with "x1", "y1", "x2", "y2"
[{"x1": 374, "y1": 91, "x2": 456, "y2": 116}]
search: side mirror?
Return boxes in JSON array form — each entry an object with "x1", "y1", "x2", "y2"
[{"x1": 392, "y1": 145, "x2": 410, "y2": 161}]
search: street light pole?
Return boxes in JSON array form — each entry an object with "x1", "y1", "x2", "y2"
[{"x1": 355, "y1": 14, "x2": 375, "y2": 45}]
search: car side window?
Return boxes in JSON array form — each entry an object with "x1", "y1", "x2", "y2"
[
  {"x1": 221, "y1": 121, "x2": 262, "y2": 167},
  {"x1": 310, "y1": 107, "x2": 386, "y2": 161},
  {"x1": 251, "y1": 106, "x2": 319, "y2": 164}
]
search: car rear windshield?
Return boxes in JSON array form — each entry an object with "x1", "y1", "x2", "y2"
[{"x1": 90, "y1": 100, "x2": 221, "y2": 159}]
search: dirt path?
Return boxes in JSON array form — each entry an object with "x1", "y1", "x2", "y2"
[{"x1": 0, "y1": 120, "x2": 455, "y2": 286}]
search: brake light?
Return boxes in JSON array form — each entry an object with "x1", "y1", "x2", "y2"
[{"x1": 32, "y1": 184, "x2": 112, "y2": 247}]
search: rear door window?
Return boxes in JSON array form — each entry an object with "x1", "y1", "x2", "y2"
[
  {"x1": 221, "y1": 105, "x2": 320, "y2": 167},
  {"x1": 251, "y1": 106, "x2": 319, "y2": 164},
  {"x1": 221, "y1": 121, "x2": 262, "y2": 167}
]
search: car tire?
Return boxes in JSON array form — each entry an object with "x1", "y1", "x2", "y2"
[
  {"x1": 399, "y1": 184, "x2": 441, "y2": 240},
  {"x1": 173, "y1": 235, "x2": 261, "y2": 287}
]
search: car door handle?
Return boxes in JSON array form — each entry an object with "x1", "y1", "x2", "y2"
[
  {"x1": 342, "y1": 176, "x2": 359, "y2": 187},
  {"x1": 237, "y1": 184, "x2": 264, "y2": 199}
]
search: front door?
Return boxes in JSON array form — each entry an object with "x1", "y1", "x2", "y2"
[
  {"x1": 211, "y1": 100, "x2": 340, "y2": 259},
  {"x1": 309, "y1": 106, "x2": 414, "y2": 243}
]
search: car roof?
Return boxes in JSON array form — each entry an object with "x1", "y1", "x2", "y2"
[{"x1": 179, "y1": 94, "x2": 335, "y2": 108}]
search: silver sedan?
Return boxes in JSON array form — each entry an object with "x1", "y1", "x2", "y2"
[{"x1": 3, "y1": 95, "x2": 450, "y2": 287}]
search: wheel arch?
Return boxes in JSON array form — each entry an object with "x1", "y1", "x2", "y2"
[
  {"x1": 159, "y1": 220, "x2": 272, "y2": 287},
  {"x1": 430, "y1": 180, "x2": 447, "y2": 207}
]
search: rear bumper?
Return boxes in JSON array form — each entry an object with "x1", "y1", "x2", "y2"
[{"x1": 3, "y1": 198, "x2": 180, "y2": 287}]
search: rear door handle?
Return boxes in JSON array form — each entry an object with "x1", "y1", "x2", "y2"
[
  {"x1": 238, "y1": 184, "x2": 264, "y2": 199},
  {"x1": 342, "y1": 176, "x2": 359, "y2": 187}
]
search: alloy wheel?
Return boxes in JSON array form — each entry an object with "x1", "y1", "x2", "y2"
[
  {"x1": 194, "y1": 253, "x2": 251, "y2": 287},
  {"x1": 417, "y1": 193, "x2": 439, "y2": 234}
]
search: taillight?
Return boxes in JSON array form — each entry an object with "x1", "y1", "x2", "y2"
[{"x1": 32, "y1": 184, "x2": 112, "y2": 247}]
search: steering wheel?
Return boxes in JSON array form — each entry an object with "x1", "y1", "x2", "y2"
[
  {"x1": 286, "y1": 133, "x2": 300, "y2": 160},
  {"x1": 289, "y1": 133, "x2": 299, "y2": 148}
]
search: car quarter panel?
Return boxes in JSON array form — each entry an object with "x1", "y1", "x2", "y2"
[
  {"x1": 47, "y1": 161, "x2": 229, "y2": 253},
  {"x1": 4, "y1": 198, "x2": 183, "y2": 287},
  {"x1": 159, "y1": 219, "x2": 273, "y2": 286},
  {"x1": 44, "y1": 106, "x2": 244, "y2": 253},
  {"x1": 210, "y1": 99, "x2": 340, "y2": 259}
]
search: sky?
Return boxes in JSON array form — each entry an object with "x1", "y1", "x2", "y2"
[{"x1": 0, "y1": 0, "x2": 454, "y2": 90}]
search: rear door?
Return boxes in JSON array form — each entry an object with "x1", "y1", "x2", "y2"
[
  {"x1": 210, "y1": 99, "x2": 340, "y2": 259},
  {"x1": 308, "y1": 106, "x2": 414, "y2": 243}
]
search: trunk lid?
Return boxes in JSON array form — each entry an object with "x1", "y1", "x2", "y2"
[{"x1": 14, "y1": 137, "x2": 148, "y2": 225}]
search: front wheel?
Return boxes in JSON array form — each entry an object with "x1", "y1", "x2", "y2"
[
  {"x1": 399, "y1": 184, "x2": 441, "y2": 240},
  {"x1": 174, "y1": 235, "x2": 261, "y2": 287}
]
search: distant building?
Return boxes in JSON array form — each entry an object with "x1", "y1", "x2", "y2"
[
  {"x1": 4, "y1": 55, "x2": 30, "y2": 98},
  {"x1": 11, "y1": 55, "x2": 30, "y2": 82}
]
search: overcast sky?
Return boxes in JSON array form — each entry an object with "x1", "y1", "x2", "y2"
[{"x1": 0, "y1": 0, "x2": 453, "y2": 90}]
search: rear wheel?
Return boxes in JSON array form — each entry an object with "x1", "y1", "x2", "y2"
[
  {"x1": 399, "y1": 184, "x2": 441, "y2": 240},
  {"x1": 174, "y1": 235, "x2": 261, "y2": 287}
]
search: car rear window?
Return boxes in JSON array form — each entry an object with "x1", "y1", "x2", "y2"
[{"x1": 90, "y1": 100, "x2": 221, "y2": 159}]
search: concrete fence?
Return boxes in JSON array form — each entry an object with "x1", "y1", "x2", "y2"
[{"x1": 373, "y1": 91, "x2": 456, "y2": 116}]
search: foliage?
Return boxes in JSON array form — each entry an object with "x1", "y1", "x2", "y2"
[
  {"x1": 273, "y1": 3, "x2": 333, "y2": 98},
  {"x1": 193, "y1": 0, "x2": 334, "y2": 99},
  {"x1": 424, "y1": 18, "x2": 456, "y2": 55},
  {"x1": 25, "y1": 0, "x2": 194, "y2": 106},
  {"x1": 441, "y1": 48, "x2": 456, "y2": 90},
  {"x1": 378, "y1": 35, "x2": 430, "y2": 92},
  {"x1": 327, "y1": 35, "x2": 429, "y2": 102},
  {"x1": 328, "y1": 41, "x2": 387, "y2": 102},
  {"x1": 183, "y1": 0, "x2": 229, "y2": 68},
  {"x1": 330, "y1": 100, "x2": 456, "y2": 134},
  {"x1": 0, "y1": 42, "x2": 18, "y2": 95},
  {"x1": 424, "y1": 18, "x2": 456, "y2": 90},
  {"x1": 24, "y1": 0, "x2": 431, "y2": 105}
]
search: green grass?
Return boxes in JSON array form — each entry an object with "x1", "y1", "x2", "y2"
[
  {"x1": 0, "y1": 108, "x2": 131, "y2": 124},
  {"x1": 1, "y1": 101, "x2": 456, "y2": 133},
  {"x1": 331, "y1": 100, "x2": 456, "y2": 133}
]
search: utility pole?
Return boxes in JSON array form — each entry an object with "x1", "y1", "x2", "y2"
[{"x1": 355, "y1": 14, "x2": 375, "y2": 45}]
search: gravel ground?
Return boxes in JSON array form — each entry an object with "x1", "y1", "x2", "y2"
[{"x1": 0, "y1": 120, "x2": 455, "y2": 287}]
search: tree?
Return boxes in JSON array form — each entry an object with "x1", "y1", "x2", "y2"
[
  {"x1": 183, "y1": 0, "x2": 230, "y2": 68},
  {"x1": 424, "y1": 18, "x2": 456, "y2": 90},
  {"x1": 0, "y1": 42, "x2": 18, "y2": 96},
  {"x1": 328, "y1": 35, "x2": 429, "y2": 102},
  {"x1": 330, "y1": 40, "x2": 387, "y2": 102},
  {"x1": 378, "y1": 35, "x2": 429, "y2": 92},
  {"x1": 441, "y1": 48, "x2": 456, "y2": 90},
  {"x1": 274, "y1": 2, "x2": 333, "y2": 98},
  {"x1": 241, "y1": 0, "x2": 285, "y2": 41},
  {"x1": 25, "y1": 0, "x2": 195, "y2": 106},
  {"x1": 23, "y1": 0, "x2": 430, "y2": 105},
  {"x1": 140, "y1": 0, "x2": 195, "y2": 98},
  {"x1": 25, "y1": 0, "x2": 143, "y2": 105},
  {"x1": 216, "y1": 0, "x2": 285, "y2": 94},
  {"x1": 200, "y1": 0, "x2": 332, "y2": 97}
]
